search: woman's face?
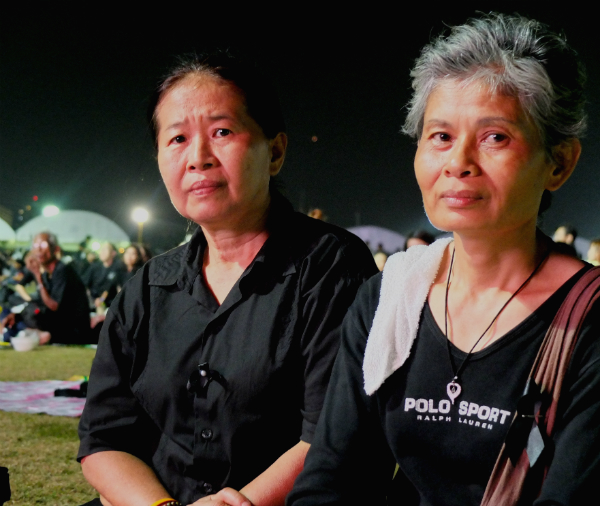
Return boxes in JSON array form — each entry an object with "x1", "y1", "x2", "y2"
[
  {"x1": 155, "y1": 74, "x2": 285, "y2": 228},
  {"x1": 123, "y1": 246, "x2": 139, "y2": 267},
  {"x1": 414, "y1": 80, "x2": 558, "y2": 236}
]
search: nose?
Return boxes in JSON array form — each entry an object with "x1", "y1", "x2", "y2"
[
  {"x1": 444, "y1": 138, "x2": 480, "y2": 178},
  {"x1": 187, "y1": 134, "x2": 216, "y2": 172}
]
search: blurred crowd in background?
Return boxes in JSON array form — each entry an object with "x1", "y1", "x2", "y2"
[{"x1": 0, "y1": 213, "x2": 599, "y2": 347}]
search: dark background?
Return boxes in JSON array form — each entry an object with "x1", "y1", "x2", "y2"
[{"x1": 1, "y1": 5, "x2": 598, "y2": 251}]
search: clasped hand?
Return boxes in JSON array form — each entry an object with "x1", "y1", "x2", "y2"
[{"x1": 189, "y1": 487, "x2": 252, "y2": 506}]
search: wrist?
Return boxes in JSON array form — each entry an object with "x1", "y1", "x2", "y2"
[{"x1": 149, "y1": 499, "x2": 181, "y2": 506}]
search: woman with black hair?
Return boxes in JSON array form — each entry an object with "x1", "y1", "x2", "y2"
[
  {"x1": 121, "y1": 244, "x2": 144, "y2": 285},
  {"x1": 77, "y1": 53, "x2": 376, "y2": 506}
]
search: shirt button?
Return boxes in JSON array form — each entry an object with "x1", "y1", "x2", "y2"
[
  {"x1": 203, "y1": 482, "x2": 213, "y2": 494},
  {"x1": 201, "y1": 428, "x2": 213, "y2": 440}
]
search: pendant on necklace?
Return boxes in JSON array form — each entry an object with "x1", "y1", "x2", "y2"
[{"x1": 447, "y1": 379, "x2": 461, "y2": 405}]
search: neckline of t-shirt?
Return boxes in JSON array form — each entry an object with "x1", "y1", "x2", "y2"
[{"x1": 423, "y1": 264, "x2": 592, "y2": 361}]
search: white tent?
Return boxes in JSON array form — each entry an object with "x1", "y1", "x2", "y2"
[
  {"x1": 15, "y1": 210, "x2": 129, "y2": 245},
  {"x1": 347, "y1": 225, "x2": 406, "y2": 253},
  {"x1": 0, "y1": 218, "x2": 15, "y2": 242}
]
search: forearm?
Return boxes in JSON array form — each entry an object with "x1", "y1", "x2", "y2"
[
  {"x1": 239, "y1": 441, "x2": 310, "y2": 506},
  {"x1": 81, "y1": 451, "x2": 171, "y2": 506},
  {"x1": 14, "y1": 284, "x2": 32, "y2": 302}
]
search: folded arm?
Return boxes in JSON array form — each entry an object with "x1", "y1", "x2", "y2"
[
  {"x1": 193, "y1": 441, "x2": 310, "y2": 506},
  {"x1": 82, "y1": 451, "x2": 171, "y2": 506}
]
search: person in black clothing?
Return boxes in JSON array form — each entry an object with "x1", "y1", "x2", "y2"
[
  {"x1": 288, "y1": 13, "x2": 599, "y2": 506},
  {"x1": 1, "y1": 232, "x2": 91, "y2": 344},
  {"x1": 120, "y1": 244, "x2": 144, "y2": 285},
  {"x1": 0, "y1": 252, "x2": 35, "y2": 307},
  {"x1": 72, "y1": 236, "x2": 92, "y2": 277},
  {"x1": 83, "y1": 242, "x2": 125, "y2": 310},
  {"x1": 553, "y1": 224, "x2": 580, "y2": 258},
  {"x1": 78, "y1": 53, "x2": 377, "y2": 506}
]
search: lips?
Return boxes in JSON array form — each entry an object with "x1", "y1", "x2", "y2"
[
  {"x1": 188, "y1": 180, "x2": 224, "y2": 195},
  {"x1": 440, "y1": 190, "x2": 483, "y2": 207}
]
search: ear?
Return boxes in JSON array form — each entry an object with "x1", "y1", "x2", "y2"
[
  {"x1": 268, "y1": 132, "x2": 288, "y2": 176},
  {"x1": 546, "y1": 138, "x2": 581, "y2": 191}
]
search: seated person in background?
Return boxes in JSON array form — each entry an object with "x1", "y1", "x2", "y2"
[
  {"x1": 82, "y1": 251, "x2": 100, "y2": 279},
  {"x1": 0, "y1": 253, "x2": 38, "y2": 341},
  {"x1": 404, "y1": 229, "x2": 435, "y2": 249},
  {"x1": 72, "y1": 237, "x2": 95, "y2": 279},
  {"x1": 587, "y1": 238, "x2": 600, "y2": 266},
  {"x1": 121, "y1": 244, "x2": 144, "y2": 284},
  {"x1": 373, "y1": 243, "x2": 388, "y2": 271},
  {"x1": 83, "y1": 242, "x2": 125, "y2": 311},
  {"x1": 0, "y1": 252, "x2": 36, "y2": 308},
  {"x1": 137, "y1": 244, "x2": 153, "y2": 264},
  {"x1": 553, "y1": 224, "x2": 580, "y2": 258},
  {"x1": 90, "y1": 245, "x2": 145, "y2": 330},
  {"x1": 1, "y1": 232, "x2": 92, "y2": 345}
]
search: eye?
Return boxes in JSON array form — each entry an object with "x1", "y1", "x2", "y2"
[
  {"x1": 431, "y1": 132, "x2": 452, "y2": 143},
  {"x1": 215, "y1": 128, "x2": 232, "y2": 137},
  {"x1": 173, "y1": 135, "x2": 186, "y2": 144},
  {"x1": 484, "y1": 133, "x2": 508, "y2": 143}
]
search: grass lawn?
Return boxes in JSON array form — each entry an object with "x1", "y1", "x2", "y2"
[{"x1": 0, "y1": 346, "x2": 98, "y2": 506}]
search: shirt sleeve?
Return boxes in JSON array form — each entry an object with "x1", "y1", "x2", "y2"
[
  {"x1": 297, "y1": 237, "x2": 378, "y2": 443},
  {"x1": 18, "y1": 270, "x2": 35, "y2": 286},
  {"x1": 78, "y1": 287, "x2": 158, "y2": 462},
  {"x1": 289, "y1": 276, "x2": 396, "y2": 505},
  {"x1": 534, "y1": 304, "x2": 600, "y2": 505}
]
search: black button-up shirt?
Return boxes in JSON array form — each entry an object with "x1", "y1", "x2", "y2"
[{"x1": 78, "y1": 194, "x2": 377, "y2": 504}]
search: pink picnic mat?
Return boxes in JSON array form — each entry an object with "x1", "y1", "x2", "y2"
[{"x1": 0, "y1": 380, "x2": 85, "y2": 417}]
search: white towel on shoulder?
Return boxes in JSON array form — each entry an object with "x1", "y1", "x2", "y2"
[{"x1": 363, "y1": 237, "x2": 452, "y2": 395}]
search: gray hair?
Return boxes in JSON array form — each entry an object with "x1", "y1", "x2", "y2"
[{"x1": 403, "y1": 13, "x2": 587, "y2": 152}]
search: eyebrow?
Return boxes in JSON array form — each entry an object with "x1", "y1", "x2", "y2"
[
  {"x1": 162, "y1": 115, "x2": 236, "y2": 132},
  {"x1": 476, "y1": 117, "x2": 519, "y2": 127},
  {"x1": 424, "y1": 117, "x2": 519, "y2": 128}
]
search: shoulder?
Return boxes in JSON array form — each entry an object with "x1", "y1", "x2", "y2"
[
  {"x1": 568, "y1": 267, "x2": 600, "y2": 368},
  {"x1": 145, "y1": 243, "x2": 189, "y2": 286},
  {"x1": 54, "y1": 261, "x2": 78, "y2": 280},
  {"x1": 541, "y1": 249, "x2": 587, "y2": 292},
  {"x1": 109, "y1": 243, "x2": 192, "y2": 318},
  {"x1": 284, "y1": 212, "x2": 377, "y2": 276},
  {"x1": 348, "y1": 273, "x2": 383, "y2": 334}
]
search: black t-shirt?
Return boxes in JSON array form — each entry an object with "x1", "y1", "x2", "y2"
[
  {"x1": 41, "y1": 261, "x2": 91, "y2": 344},
  {"x1": 83, "y1": 260, "x2": 125, "y2": 305},
  {"x1": 78, "y1": 194, "x2": 378, "y2": 504},
  {"x1": 288, "y1": 266, "x2": 600, "y2": 506}
]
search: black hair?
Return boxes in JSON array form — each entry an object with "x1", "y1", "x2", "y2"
[
  {"x1": 148, "y1": 51, "x2": 286, "y2": 148},
  {"x1": 406, "y1": 230, "x2": 435, "y2": 246},
  {"x1": 558, "y1": 224, "x2": 578, "y2": 240}
]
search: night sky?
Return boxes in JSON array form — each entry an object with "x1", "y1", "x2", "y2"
[{"x1": 1, "y1": 5, "x2": 599, "y2": 251}]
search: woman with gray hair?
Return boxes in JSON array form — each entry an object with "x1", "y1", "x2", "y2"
[{"x1": 288, "y1": 13, "x2": 600, "y2": 506}]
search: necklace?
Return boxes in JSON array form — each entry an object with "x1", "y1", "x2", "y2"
[{"x1": 444, "y1": 246, "x2": 550, "y2": 404}]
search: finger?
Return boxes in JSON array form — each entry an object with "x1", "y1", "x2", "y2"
[
  {"x1": 189, "y1": 497, "x2": 229, "y2": 506},
  {"x1": 213, "y1": 488, "x2": 252, "y2": 506}
]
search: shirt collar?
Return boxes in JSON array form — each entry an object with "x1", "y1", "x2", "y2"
[{"x1": 149, "y1": 191, "x2": 298, "y2": 290}]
